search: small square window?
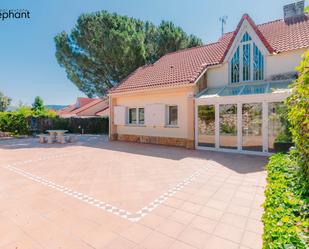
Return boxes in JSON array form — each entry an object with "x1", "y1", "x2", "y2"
[
  {"x1": 128, "y1": 108, "x2": 137, "y2": 124},
  {"x1": 138, "y1": 108, "x2": 144, "y2": 124},
  {"x1": 168, "y1": 106, "x2": 178, "y2": 126}
]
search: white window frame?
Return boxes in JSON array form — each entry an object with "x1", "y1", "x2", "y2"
[
  {"x1": 127, "y1": 107, "x2": 145, "y2": 125},
  {"x1": 166, "y1": 105, "x2": 178, "y2": 127},
  {"x1": 225, "y1": 21, "x2": 268, "y2": 85}
]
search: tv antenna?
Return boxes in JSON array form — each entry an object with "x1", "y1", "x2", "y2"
[{"x1": 219, "y1": 16, "x2": 228, "y2": 36}]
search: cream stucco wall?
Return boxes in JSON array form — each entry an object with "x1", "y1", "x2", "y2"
[
  {"x1": 266, "y1": 48, "x2": 307, "y2": 80},
  {"x1": 110, "y1": 86, "x2": 195, "y2": 139},
  {"x1": 207, "y1": 63, "x2": 229, "y2": 88}
]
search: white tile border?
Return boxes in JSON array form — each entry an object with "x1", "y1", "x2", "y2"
[{"x1": 4, "y1": 153, "x2": 202, "y2": 222}]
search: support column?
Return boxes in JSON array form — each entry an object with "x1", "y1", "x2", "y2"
[
  {"x1": 186, "y1": 92, "x2": 195, "y2": 149},
  {"x1": 109, "y1": 96, "x2": 118, "y2": 141},
  {"x1": 262, "y1": 101, "x2": 268, "y2": 153},
  {"x1": 237, "y1": 102, "x2": 242, "y2": 151},
  {"x1": 215, "y1": 104, "x2": 220, "y2": 149}
]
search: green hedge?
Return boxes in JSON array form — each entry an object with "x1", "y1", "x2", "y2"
[
  {"x1": 263, "y1": 152, "x2": 308, "y2": 248},
  {"x1": 34, "y1": 116, "x2": 109, "y2": 134},
  {"x1": 0, "y1": 112, "x2": 109, "y2": 135}
]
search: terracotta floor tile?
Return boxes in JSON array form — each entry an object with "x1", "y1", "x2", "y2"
[
  {"x1": 227, "y1": 204, "x2": 251, "y2": 217},
  {"x1": 169, "y1": 240, "x2": 197, "y2": 249},
  {"x1": 245, "y1": 218, "x2": 264, "y2": 234},
  {"x1": 220, "y1": 213, "x2": 248, "y2": 229},
  {"x1": 121, "y1": 223, "x2": 153, "y2": 243},
  {"x1": 180, "y1": 201, "x2": 203, "y2": 214},
  {"x1": 213, "y1": 222, "x2": 244, "y2": 243},
  {"x1": 103, "y1": 236, "x2": 137, "y2": 249},
  {"x1": 139, "y1": 231, "x2": 175, "y2": 249},
  {"x1": 198, "y1": 206, "x2": 224, "y2": 221},
  {"x1": 169, "y1": 209, "x2": 195, "y2": 225},
  {"x1": 139, "y1": 213, "x2": 166, "y2": 229},
  {"x1": 204, "y1": 235, "x2": 239, "y2": 249},
  {"x1": 241, "y1": 231, "x2": 262, "y2": 249},
  {"x1": 190, "y1": 216, "x2": 218, "y2": 234},
  {"x1": 178, "y1": 226, "x2": 210, "y2": 249},
  {"x1": 156, "y1": 219, "x2": 186, "y2": 238},
  {"x1": 205, "y1": 199, "x2": 228, "y2": 211}
]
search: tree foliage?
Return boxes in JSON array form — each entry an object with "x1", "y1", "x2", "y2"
[
  {"x1": 0, "y1": 91, "x2": 12, "y2": 112},
  {"x1": 32, "y1": 96, "x2": 45, "y2": 111},
  {"x1": 54, "y1": 11, "x2": 202, "y2": 97}
]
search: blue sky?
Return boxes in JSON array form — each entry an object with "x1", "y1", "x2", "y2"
[{"x1": 0, "y1": 0, "x2": 305, "y2": 105}]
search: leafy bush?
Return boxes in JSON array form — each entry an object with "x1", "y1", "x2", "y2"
[
  {"x1": 263, "y1": 152, "x2": 308, "y2": 248},
  {"x1": 0, "y1": 107, "x2": 57, "y2": 135},
  {"x1": 286, "y1": 50, "x2": 309, "y2": 182}
]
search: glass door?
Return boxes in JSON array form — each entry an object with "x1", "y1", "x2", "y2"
[
  {"x1": 198, "y1": 105, "x2": 215, "y2": 147},
  {"x1": 219, "y1": 104, "x2": 237, "y2": 149},
  {"x1": 242, "y1": 103, "x2": 263, "y2": 151}
]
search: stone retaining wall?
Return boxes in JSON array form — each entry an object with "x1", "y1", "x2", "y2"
[{"x1": 110, "y1": 134, "x2": 194, "y2": 149}]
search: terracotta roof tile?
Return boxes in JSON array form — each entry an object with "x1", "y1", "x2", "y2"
[{"x1": 110, "y1": 14, "x2": 309, "y2": 94}]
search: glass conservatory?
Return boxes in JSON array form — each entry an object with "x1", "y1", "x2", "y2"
[{"x1": 195, "y1": 81, "x2": 291, "y2": 155}]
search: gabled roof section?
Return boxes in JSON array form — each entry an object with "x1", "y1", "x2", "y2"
[
  {"x1": 57, "y1": 97, "x2": 109, "y2": 117},
  {"x1": 77, "y1": 97, "x2": 95, "y2": 108},
  {"x1": 220, "y1": 14, "x2": 275, "y2": 63},
  {"x1": 72, "y1": 99, "x2": 103, "y2": 114},
  {"x1": 109, "y1": 13, "x2": 309, "y2": 94}
]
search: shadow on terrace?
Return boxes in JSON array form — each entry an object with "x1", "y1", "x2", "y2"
[{"x1": 0, "y1": 135, "x2": 268, "y2": 174}]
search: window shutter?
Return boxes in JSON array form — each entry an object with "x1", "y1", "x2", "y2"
[
  {"x1": 145, "y1": 104, "x2": 166, "y2": 126},
  {"x1": 114, "y1": 106, "x2": 126, "y2": 125}
]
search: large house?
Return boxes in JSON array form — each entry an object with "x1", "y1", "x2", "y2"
[
  {"x1": 108, "y1": 1, "x2": 309, "y2": 155},
  {"x1": 58, "y1": 97, "x2": 109, "y2": 118}
]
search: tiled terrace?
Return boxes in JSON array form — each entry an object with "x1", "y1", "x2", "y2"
[{"x1": 0, "y1": 136, "x2": 267, "y2": 249}]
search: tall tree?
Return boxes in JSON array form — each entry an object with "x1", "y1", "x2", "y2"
[
  {"x1": 0, "y1": 91, "x2": 12, "y2": 112},
  {"x1": 32, "y1": 96, "x2": 45, "y2": 112},
  {"x1": 55, "y1": 11, "x2": 202, "y2": 97}
]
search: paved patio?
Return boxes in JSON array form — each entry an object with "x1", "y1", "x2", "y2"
[{"x1": 0, "y1": 136, "x2": 267, "y2": 249}]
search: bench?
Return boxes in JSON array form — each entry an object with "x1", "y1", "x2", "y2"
[
  {"x1": 61, "y1": 135, "x2": 75, "y2": 143},
  {"x1": 38, "y1": 134, "x2": 49, "y2": 144}
]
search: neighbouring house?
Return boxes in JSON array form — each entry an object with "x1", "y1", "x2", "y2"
[
  {"x1": 57, "y1": 97, "x2": 109, "y2": 118},
  {"x1": 108, "y1": 1, "x2": 309, "y2": 155}
]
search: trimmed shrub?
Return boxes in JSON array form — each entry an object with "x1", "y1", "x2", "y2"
[
  {"x1": 263, "y1": 152, "x2": 308, "y2": 248},
  {"x1": 286, "y1": 50, "x2": 309, "y2": 182}
]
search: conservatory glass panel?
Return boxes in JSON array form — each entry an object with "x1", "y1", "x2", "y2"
[
  {"x1": 268, "y1": 102, "x2": 288, "y2": 152},
  {"x1": 219, "y1": 104, "x2": 237, "y2": 149},
  {"x1": 198, "y1": 105, "x2": 215, "y2": 147},
  {"x1": 243, "y1": 43, "x2": 251, "y2": 81},
  {"x1": 241, "y1": 32, "x2": 252, "y2": 42},
  {"x1": 241, "y1": 84, "x2": 268, "y2": 95},
  {"x1": 231, "y1": 47, "x2": 240, "y2": 83},
  {"x1": 253, "y1": 43, "x2": 264, "y2": 81},
  {"x1": 219, "y1": 86, "x2": 242, "y2": 96},
  {"x1": 242, "y1": 103, "x2": 263, "y2": 151}
]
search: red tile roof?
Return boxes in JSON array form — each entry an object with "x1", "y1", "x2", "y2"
[
  {"x1": 77, "y1": 97, "x2": 95, "y2": 107},
  {"x1": 57, "y1": 98, "x2": 109, "y2": 117},
  {"x1": 95, "y1": 106, "x2": 109, "y2": 116},
  {"x1": 110, "y1": 14, "x2": 309, "y2": 94},
  {"x1": 72, "y1": 99, "x2": 103, "y2": 114}
]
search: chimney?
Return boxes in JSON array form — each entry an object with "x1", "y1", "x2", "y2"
[{"x1": 283, "y1": 0, "x2": 305, "y2": 21}]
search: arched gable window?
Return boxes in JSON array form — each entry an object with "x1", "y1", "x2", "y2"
[{"x1": 230, "y1": 32, "x2": 264, "y2": 83}]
